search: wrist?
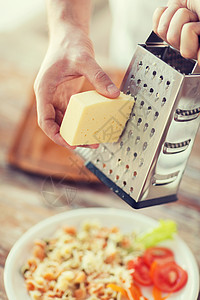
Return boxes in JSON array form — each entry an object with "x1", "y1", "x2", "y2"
[{"x1": 46, "y1": 0, "x2": 92, "y2": 35}]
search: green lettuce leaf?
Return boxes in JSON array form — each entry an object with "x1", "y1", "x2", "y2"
[{"x1": 137, "y1": 220, "x2": 177, "y2": 249}]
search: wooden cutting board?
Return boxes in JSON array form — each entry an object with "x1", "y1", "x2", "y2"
[{"x1": 8, "y1": 69, "x2": 125, "y2": 183}]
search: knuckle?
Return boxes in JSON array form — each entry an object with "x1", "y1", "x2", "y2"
[
  {"x1": 76, "y1": 51, "x2": 89, "y2": 61},
  {"x1": 176, "y1": 7, "x2": 187, "y2": 16},
  {"x1": 73, "y1": 51, "x2": 91, "y2": 67},
  {"x1": 94, "y1": 70, "x2": 108, "y2": 83}
]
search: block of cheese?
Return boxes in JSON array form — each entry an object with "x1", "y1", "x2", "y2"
[{"x1": 60, "y1": 90, "x2": 135, "y2": 146}]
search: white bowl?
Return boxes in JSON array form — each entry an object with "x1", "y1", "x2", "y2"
[{"x1": 4, "y1": 208, "x2": 200, "y2": 300}]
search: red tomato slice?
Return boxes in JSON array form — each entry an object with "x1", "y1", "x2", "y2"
[
  {"x1": 127, "y1": 257, "x2": 153, "y2": 286},
  {"x1": 152, "y1": 261, "x2": 188, "y2": 293},
  {"x1": 144, "y1": 247, "x2": 174, "y2": 267}
]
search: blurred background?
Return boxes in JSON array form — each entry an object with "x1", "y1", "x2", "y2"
[{"x1": 0, "y1": 1, "x2": 200, "y2": 299}]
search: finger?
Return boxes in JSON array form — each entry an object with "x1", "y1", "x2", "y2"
[
  {"x1": 180, "y1": 22, "x2": 200, "y2": 59},
  {"x1": 153, "y1": 7, "x2": 168, "y2": 35},
  {"x1": 167, "y1": 8, "x2": 198, "y2": 49},
  {"x1": 80, "y1": 56, "x2": 120, "y2": 99},
  {"x1": 44, "y1": 120, "x2": 76, "y2": 149},
  {"x1": 55, "y1": 108, "x2": 64, "y2": 126},
  {"x1": 157, "y1": 5, "x2": 181, "y2": 41},
  {"x1": 37, "y1": 102, "x2": 76, "y2": 149}
]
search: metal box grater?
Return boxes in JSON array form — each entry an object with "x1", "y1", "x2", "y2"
[{"x1": 76, "y1": 32, "x2": 200, "y2": 209}]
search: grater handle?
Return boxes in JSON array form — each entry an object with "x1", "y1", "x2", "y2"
[
  {"x1": 145, "y1": 31, "x2": 165, "y2": 46},
  {"x1": 147, "y1": 31, "x2": 200, "y2": 48}
]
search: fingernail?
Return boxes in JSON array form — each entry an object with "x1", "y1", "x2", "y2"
[{"x1": 107, "y1": 84, "x2": 119, "y2": 95}]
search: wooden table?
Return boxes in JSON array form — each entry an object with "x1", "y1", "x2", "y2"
[{"x1": 0, "y1": 6, "x2": 200, "y2": 300}]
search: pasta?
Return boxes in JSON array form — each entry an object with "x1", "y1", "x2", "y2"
[{"x1": 22, "y1": 220, "x2": 144, "y2": 300}]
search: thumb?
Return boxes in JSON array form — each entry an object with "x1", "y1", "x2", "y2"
[{"x1": 80, "y1": 56, "x2": 120, "y2": 98}]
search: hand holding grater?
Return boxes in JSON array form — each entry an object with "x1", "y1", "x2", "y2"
[{"x1": 76, "y1": 32, "x2": 200, "y2": 209}]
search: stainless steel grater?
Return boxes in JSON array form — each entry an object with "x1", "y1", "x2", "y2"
[{"x1": 76, "y1": 32, "x2": 200, "y2": 209}]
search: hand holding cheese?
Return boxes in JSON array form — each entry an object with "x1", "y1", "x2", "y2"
[
  {"x1": 60, "y1": 91, "x2": 135, "y2": 146},
  {"x1": 33, "y1": 0, "x2": 120, "y2": 148}
]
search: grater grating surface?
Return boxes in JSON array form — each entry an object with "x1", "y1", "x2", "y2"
[{"x1": 76, "y1": 32, "x2": 200, "y2": 209}]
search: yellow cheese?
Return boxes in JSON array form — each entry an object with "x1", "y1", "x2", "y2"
[{"x1": 60, "y1": 90, "x2": 135, "y2": 146}]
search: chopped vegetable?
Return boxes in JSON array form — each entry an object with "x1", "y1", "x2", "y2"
[
  {"x1": 152, "y1": 286, "x2": 171, "y2": 300},
  {"x1": 151, "y1": 261, "x2": 188, "y2": 293},
  {"x1": 107, "y1": 283, "x2": 128, "y2": 297},
  {"x1": 143, "y1": 247, "x2": 174, "y2": 266},
  {"x1": 128, "y1": 257, "x2": 153, "y2": 286},
  {"x1": 107, "y1": 283, "x2": 149, "y2": 300},
  {"x1": 128, "y1": 283, "x2": 146, "y2": 300},
  {"x1": 137, "y1": 220, "x2": 177, "y2": 249},
  {"x1": 128, "y1": 247, "x2": 188, "y2": 297}
]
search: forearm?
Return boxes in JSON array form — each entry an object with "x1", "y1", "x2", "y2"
[{"x1": 46, "y1": 0, "x2": 92, "y2": 36}]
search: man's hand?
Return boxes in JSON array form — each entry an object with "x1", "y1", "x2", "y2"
[
  {"x1": 153, "y1": 0, "x2": 200, "y2": 63},
  {"x1": 34, "y1": 0, "x2": 120, "y2": 148}
]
